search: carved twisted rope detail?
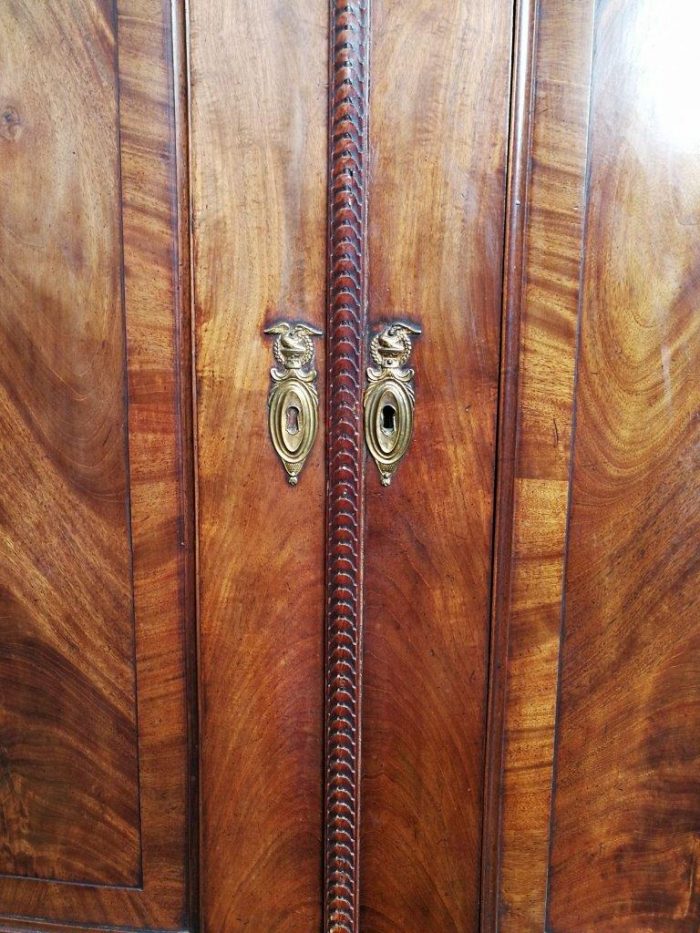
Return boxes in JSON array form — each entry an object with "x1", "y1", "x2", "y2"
[{"x1": 325, "y1": 3, "x2": 369, "y2": 931}]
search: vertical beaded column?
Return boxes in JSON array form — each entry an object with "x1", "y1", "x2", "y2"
[{"x1": 324, "y1": 2, "x2": 369, "y2": 931}]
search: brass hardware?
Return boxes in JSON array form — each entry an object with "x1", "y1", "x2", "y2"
[
  {"x1": 265, "y1": 322, "x2": 322, "y2": 485},
  {"x1": 364, "y1": 323, "x2": 421, "y2": 485}
]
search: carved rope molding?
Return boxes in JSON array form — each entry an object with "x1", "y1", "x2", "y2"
[{"x1": 324, "y1": 2, "x2": 369, "y2": 931}]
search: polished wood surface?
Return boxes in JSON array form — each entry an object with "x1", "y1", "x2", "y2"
[
  {"x1": 1, "y1": 0, "x2": 139, "y2": 887},
  {"x1": 4, "y1": 1, "x2": 698, "y2": 929},
  {"x1": 0, "y1": 0, "x2": 195, "y2": 927},
  {"x1": 548, "y1": 0, "x2": 700, "y2": 928},
  {"x1": 482, "y1": 0, "x2": 596, "y2": 928},
  {"x1": 489, "y1": 0, "x2": 700, "y2": 928},
  {"x1": 189, "y1": 1, "x2": 327, "y2": 928},
  {"x1": 360, "y1": 2, "x2": 513, "y2": 929}
]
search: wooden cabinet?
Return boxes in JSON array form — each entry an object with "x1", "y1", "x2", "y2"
[{"x1": 0, "y1": 1, "x2": 697, "y2": 930}]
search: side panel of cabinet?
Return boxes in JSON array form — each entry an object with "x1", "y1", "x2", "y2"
[
  {"x1": 488, "y1": 0, "x2": 700, "y2": 928},
  {"x1": 0, "y1": 0, "x2": 195, "y2": 929},
  {"x1": 547, "y1": 0, "x2": 700, "y2": 927},
  {"x1": 360, "y1": 2, "x2": 513, "y2": 930},
  {"x1": 189, "y1": 2, "x2": 327, "y2": 928}
]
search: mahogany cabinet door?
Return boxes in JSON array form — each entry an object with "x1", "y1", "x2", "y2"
[
  {"x1": 190, "y1": 0, "x2": 513, "y2": 930},
  {"x1": 189, "y1": 1, "x2": 328, "y2": 928},
  {"x1": 0, "y1": 2, "x2": 196, "y2": 930},
  {"x1": 485, "y1": 0, "x2": 700, "y2": 930},
  {"x1": 360, "y1": 1, "x2": 512, "y2": 930}
]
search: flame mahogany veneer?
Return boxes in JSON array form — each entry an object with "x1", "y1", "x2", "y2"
[{"x1": 1, "y1": 0, "x2": 697, "y2": 930}]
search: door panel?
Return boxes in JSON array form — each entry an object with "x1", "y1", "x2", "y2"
[
  {"x1": 0, "y1": 1, "x2": 195, "y2": 928},
  {"x1": 548, "y1": 0, "x2": 700, "y2": 928},
  {"x1": 361, "y1": 2, "x2": 513, "y2": 930},
  {"x1": 189, "y1": 1, "x2": 328, "y2": 928},
  {"x1": 191, "y1": 1, "x2": 514, "y2": 929},
  {"x1": 1, "y1": 0, "x2": 139, "y2": 888}
]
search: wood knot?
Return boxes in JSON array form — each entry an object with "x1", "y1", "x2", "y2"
[{"x1": 0, "y1": 106, "x2": 22, "y2": 141}]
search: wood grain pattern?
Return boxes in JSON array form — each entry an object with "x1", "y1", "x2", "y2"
[
  {"x1": 480, "y1": 0, "x2": 539, "y2": 922},
  {"x1": 0, "y1": 0, "x2": 140, "y2": 888},
  {"x1": 548, "y1": 0, "x2": 700, "y2": 928},
  {"x1": 482, "y1": 0, "x2": 596, "y2": 928},
  {"x1": 325, "y1": 3, "x2": 369, "y2": 931},
  {"x1": 0, "y1": 0, "x2": 195, "y2": 927},
  {"x1": 189, "y1": 1, "x2": 327, "y2": 928},
  {"x1": 360, "y1": 1, "x2": 513, "y2": 929}
]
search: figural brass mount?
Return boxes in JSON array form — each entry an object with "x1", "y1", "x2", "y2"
[
  {"x1": 265, "y1": 322, "x2": 322, "y2": 485},
  {"x1": 364, "y1": 322, "x2": 421, "y2": 485},
  {"x1": 264, "y1": 320, "x2": 420, "y2": 487}
]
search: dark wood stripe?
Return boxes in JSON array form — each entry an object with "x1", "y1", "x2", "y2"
[
  {"x1": 324, "y1": 3, "x2": 369, "y2": 931},
  {"x1": 167, "y1": 0, "x2": 200, "y2": 926}
]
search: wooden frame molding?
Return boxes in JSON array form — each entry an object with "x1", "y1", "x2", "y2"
[
  {"x1": 480, "y1": 0, "x2": 540, "y2": 924},
  {"x1": 324, "y1": 2, "x2": 370, "y2": 930},
  {"x1": 481, "y1": 0, "x2": 597, "y2": 927}
]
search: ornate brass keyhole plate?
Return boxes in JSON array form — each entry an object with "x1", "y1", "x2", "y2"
[
  {"x1": 265, "y1": 322, "x2": 322, "y2": 485},
  {"x1": 364, "y1": 322, "x2": 421, "y2": 485}
]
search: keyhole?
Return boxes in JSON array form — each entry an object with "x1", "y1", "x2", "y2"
[
  {"x1": 286, "y1": 405, "x2": 301, "y2": 435},
  {"x1": 381, "y1": 404, "x2": 396, "y2": 435}
]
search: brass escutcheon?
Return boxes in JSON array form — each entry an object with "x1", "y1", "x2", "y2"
[
  {"x1": 264, "y1": 322, "x2": 322, "y2": 485},
  {"x1": 364, "y1": 322, "x2": 421, "y2": 486}
]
